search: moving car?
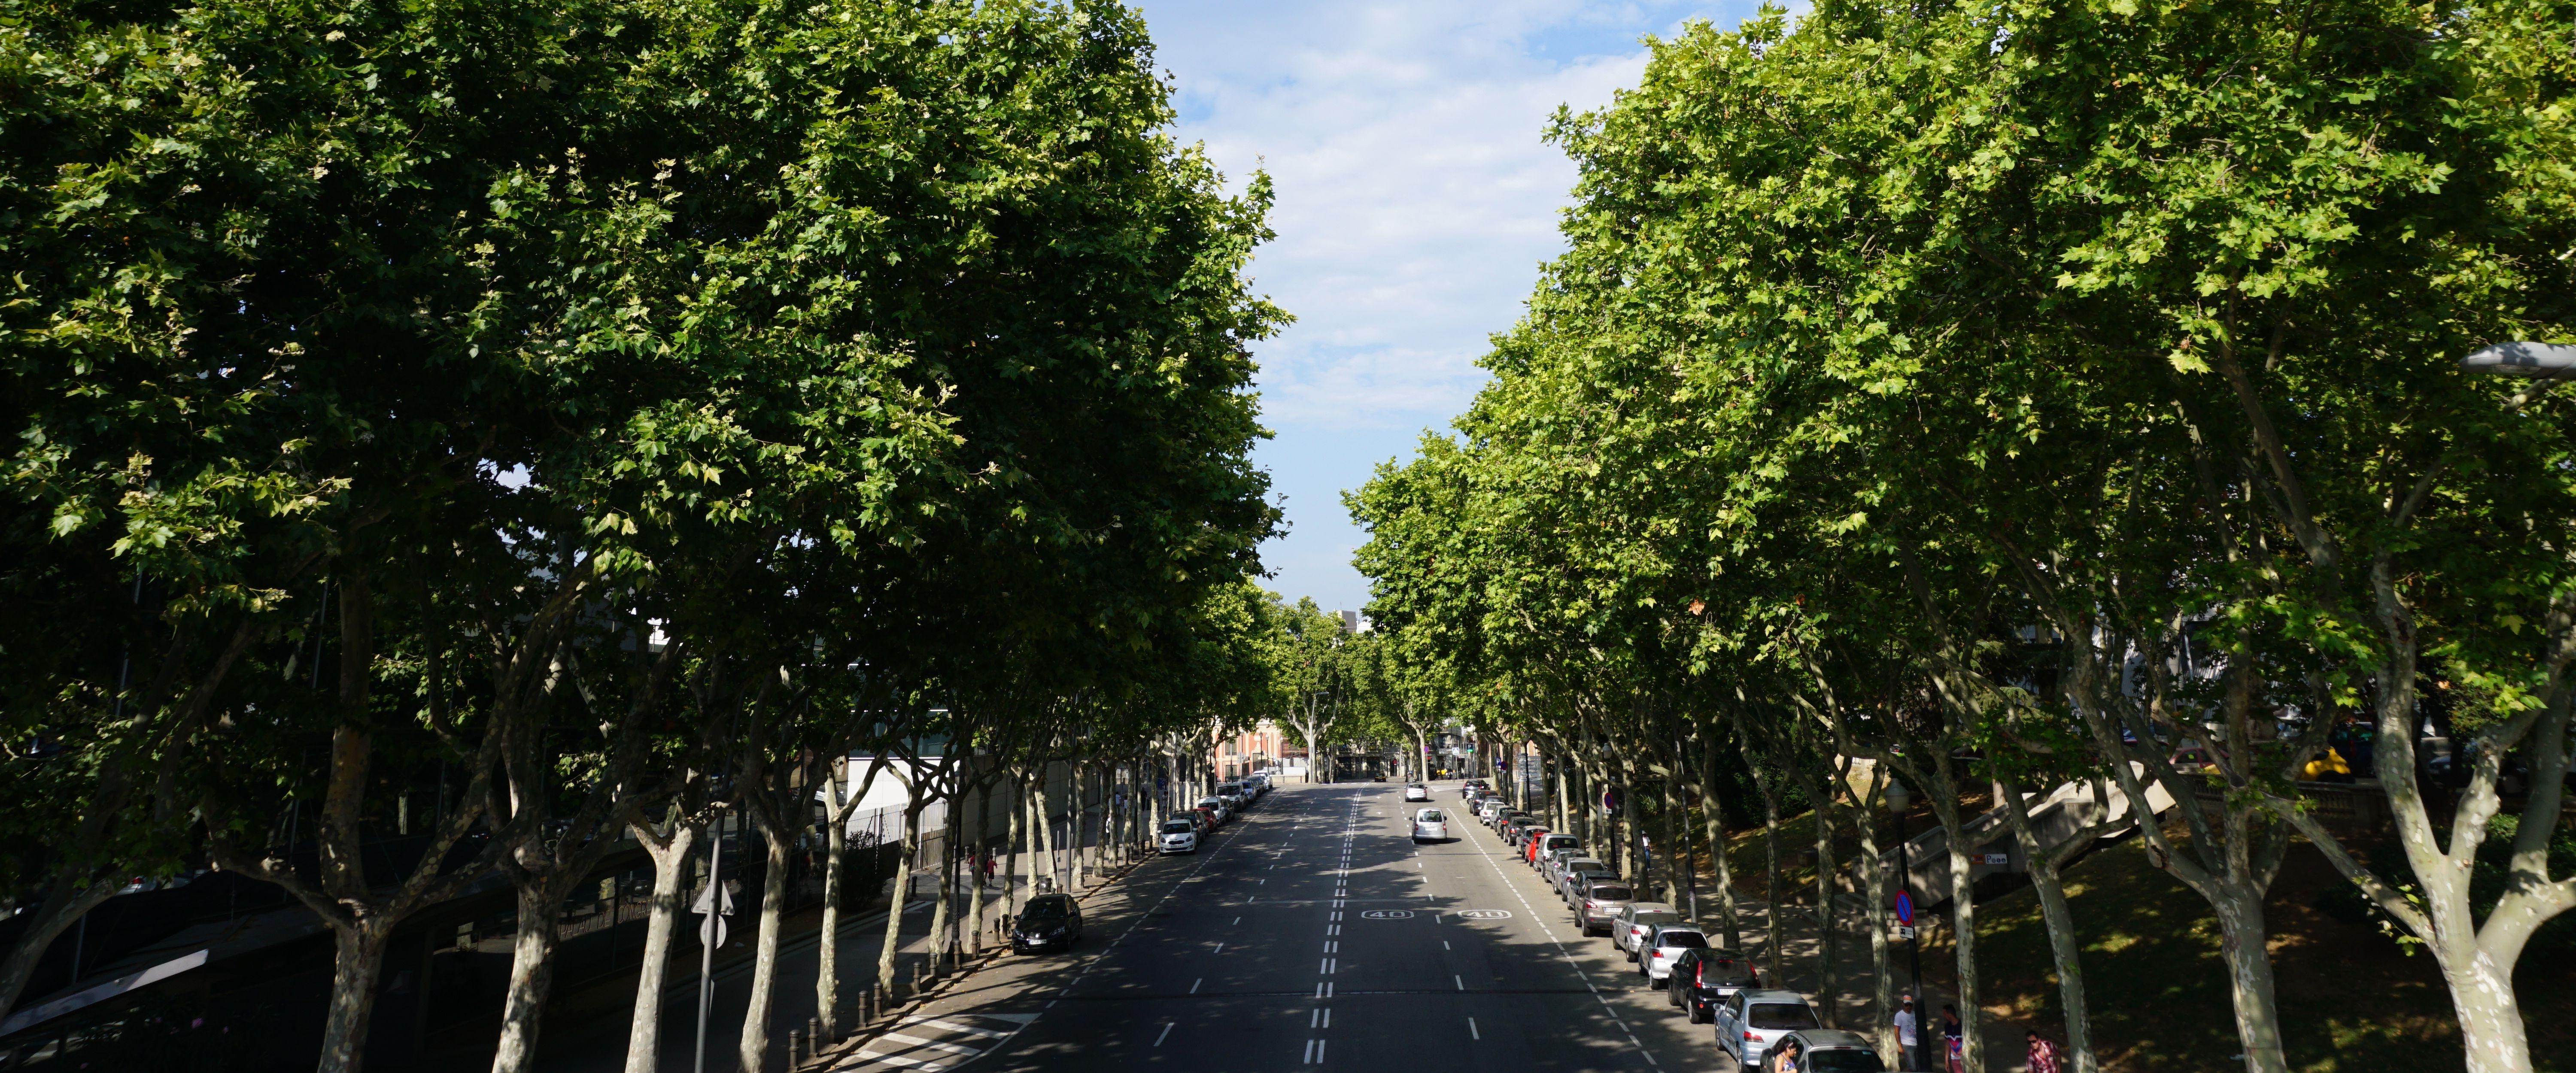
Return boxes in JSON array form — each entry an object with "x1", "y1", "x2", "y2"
[
  {"x1": 1637, "y1": 922, "x2": 1707, "y2": 987},
  {"x1": 1411, "y1": 807, "x2": 1451, "y2": 842},
  {"x1": 1403, "y1": 782, "x2": 1431, "y2": 802},
  {"x1": 1713, "y1": 989, "x2": 1822, "y2": 1071},
  {"x1": 1574, "y1": 881, "x2": 1635, "y2": 935},
  {"x1": 1767, "y1": 1029, "x2": 1886, "y2": 1072},
  {"x1": 1612, "y1": 903, "x2": 1682, "y2": 955},
  {"x1": 1158, "y1": 818, "x2": 1200, "y2": 855},
  {"x1": 1670, "y1": 946, "x2": 1761, "y2": 1022},
  {"x1": 1010, "y1": 893, "x2": 1084, "y2": 953}
]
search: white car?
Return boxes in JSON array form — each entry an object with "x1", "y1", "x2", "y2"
[
  {"x1": 1410, "y1": 807, "x2": 1451, "y2": 842},
  {"x1": 1640, "y1": 924, "x2": 1708, "y2": 987},
  {"x1": 1612, "y1": 903, "x2": 1681, "y2": 956},
  {"x1": 1197, "y1": 796, "x2": 1230, "y2": 823},
  {"x1": 1157, "y1": 818, "x2": 1200, "y2": 855},
  {"x1": 1403, "y1": 782, "x2": 1431, "y2": 802}
]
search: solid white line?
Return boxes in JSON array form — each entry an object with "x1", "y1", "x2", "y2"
[{"x1": 1154, "y1": 1022, "x2": 1175, "y2": 1047}]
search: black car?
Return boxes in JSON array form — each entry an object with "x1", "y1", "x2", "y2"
[
  {"x1": 1668, "y1": 946, "x2": 1762, "y2": 1023},
  {"x1": 1010, "y1": 893, "x2": 1084, "y2": 953}
]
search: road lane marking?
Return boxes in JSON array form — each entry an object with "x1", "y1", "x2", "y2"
[
  {"x1": 1455, "y1": 974, "x2": 1464, "y2": 990},
  {"x1": 1469, "y1": 1017, "x2": 1480, "y2": 1040},
  {"x1": 882, "y1": 1033, "x2": 982, "y2": 1057},
  {"x1": 900, "y1": 1017, "x2": 1010, "y2": 1040},
  {"x1": 1189, "y1": 978, "x2": 1202, "y2": 994},
  {"x1": 1154, "y1": 1022, "x2": 1175, "y2": 1047},
  {"x1": 1213, "y1": 942, "x2": 1225, "y2": 955}
]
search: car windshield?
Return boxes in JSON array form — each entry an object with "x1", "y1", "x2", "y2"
[
  {"x1": 1162, "y1": 821, "x2": 1195, "y2": 834},
  {"x1": 1588, "y1": 886, "x2": 1632, "y2": 901},
  {"x1": 1419, "y1": 811, "x2": 1444, "y2": 822},
  {"x1": 1750, "y1": 1004, "x2": 1821, "y2": 1030},
  {"x1": 1808, "y1": 1050, "x2": 1888, "y2": 1073},
  {"x1": 1657, "y1": 931, "x2": 1707, "y2": 949},
  {"x1": 1022, "y1": 900, "x2": 1068, "y2": 920}
]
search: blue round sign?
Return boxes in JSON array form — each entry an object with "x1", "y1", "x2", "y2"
[{"x1": 1893, "y1": 890, "x2": 1915, "y2": 927}]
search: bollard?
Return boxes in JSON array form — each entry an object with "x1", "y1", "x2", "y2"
[
  {"x1": 810, "y1": 1016, "x2": 822, "y2": 1049},
  {"x1": 788, "y1": 1029, "x2": 803, "y2": 1066}
]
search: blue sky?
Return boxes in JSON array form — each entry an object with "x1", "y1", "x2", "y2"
[{"x1": 1130, "y1": 0, "x2": 1758, "y2": 615}]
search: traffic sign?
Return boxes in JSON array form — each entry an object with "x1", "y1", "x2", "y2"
[
  {"x1": 699, "y1": 913, "x2": 729, "y2": 949},
  {"x1": 1896, "y1": 925, "x2": 1917, "y2": 940},
  {"x1": 1893, "y1": 889, "x2": 1915, "y2": 927}
]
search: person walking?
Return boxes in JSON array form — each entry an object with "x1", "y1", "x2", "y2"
[
  {"x1": 982, "y1": 852, "x2": 998, "y2": 889},
  {"x1": 1940, "y1": 1004, "x2": 1963, "y2": 1073},
  {"x1": 1893, "y1": 997, "x2": 1920, "y2": 1070},
  {"x1": 2025, "y1": 1030, "x2": 2066, "y2": 1073}
]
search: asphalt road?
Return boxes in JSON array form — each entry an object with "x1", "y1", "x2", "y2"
[{"x1": 830, "y1": 780, "x2": 1714, "y2": 1073}]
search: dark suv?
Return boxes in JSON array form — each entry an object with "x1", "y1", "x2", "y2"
[{"x1": 1010, "y1": 893, "x2": 1084, "y2": 953}]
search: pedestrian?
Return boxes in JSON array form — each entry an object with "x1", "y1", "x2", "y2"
[
  {"x1": 1941, "y1": 1004, "x2": 1963, "y2": 1073},
  {"x1": 983, "y1": 852, "x2": 998, "y2": 888},
  {"x1": 2025, "y1": 1030, "x2": 2065, "y2": 1073},
  {"x1": 1893, "y1": 997, "x2": 1919, "y2": 1070},
  {"x1": 1768, "y1": 1037, "x2": 1803, "y2": 1073}
]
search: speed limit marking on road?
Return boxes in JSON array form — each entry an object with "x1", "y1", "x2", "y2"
[
  {"x1": 1455, "y1": 909, "x2": 1512, "y2": 919},
  {"x1": 1359, "y1": 909, "x2": 1415, "y2": 919}
]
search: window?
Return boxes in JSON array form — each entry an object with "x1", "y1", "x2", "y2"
[
  {"x1": 1807, "y1": 1051, "x2": 1888, "y2": 1073},
  {"x1": 1023, "y1": 900, "x2": 1069, "y2": 920},
  {"x1": 1658, "y1": 931, "x2": 1707, "y2": 949},
  {"x1": 1750, "y1": 1004, "x2": 1822, "y2": 1031},
  {"x1": 1587, "y1": 886, "x2": 1632, "y2": 901},
  {"x1": 1419, "y1": 811, "x2": 1444, "y2": 822},
  {"x1": 1163, "y1": 821, "x2": 1196, "y2": 834}
]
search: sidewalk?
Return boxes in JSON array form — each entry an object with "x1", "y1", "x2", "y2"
[{"x1": 506, "y1": 855, "x2": 1127, "y2": 1073}]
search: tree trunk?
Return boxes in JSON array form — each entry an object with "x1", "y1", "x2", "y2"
[
  {"x1": 927, "y1": 787, "x2": 959, "y2": 968},
  {"x1": 2210, "y1": 884, "x2": 2288, "y2": 1073},
  {"x1": 1759, "y1": 776, "x2": 1784, "y2": 984},
  {"x1": 967, "y1": 776, "x2": 991, "y2": 953},
  {"x1": 1810, "y1": 770, "x2": 1840, "y2": 1028},
  {"x1": 0, "y1": 875, "x2": 118, "y2": 1019},
  {"x1": 624, "y1": 820, "x2": 699, "y2": 1073},
  {"x1": 1935, "y1": 795, "x2": 1984, "y2": 1073},
  {"x1": 877, "y1": 802, "x2": 921, "y2": 995},
  {"x1": 1700, "y1": 738, "x2": 1741, "y2": 951},
  {"x1": 489, "y1": 879, "x2": 566, "y2": 1073},
  {"x1": 1999, "y1": 781, "x2": 2097, "y2": 1073},
  {"x1": 316, "y1": 921, "x2": 392, "y2": 1073},
  {"x1": 1854, "y1": 765, "x2": 1896, "y2": 1064},
  {"x1": 816, "y1": 799, "x2": 849, "y2": 1041},
  {"x1": 737, "y1": 823, "x2": 791, "y2": 1073},
  {"x1": 1003, "y1": 778, "x2": 1025, "y2": 923}
]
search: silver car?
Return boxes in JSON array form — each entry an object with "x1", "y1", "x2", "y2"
[
  {"x1": 1561, "y1": 866, "x2": 1615, "y2": 906},
  {"x1": 1770, "y1": 1029, "x2": 1888, "y2": 1072},
  {"x1": 1638, "y1": 923, "x2": 1707, "y2": 987},
  {"x1": 1713, "y1": 989, "x2": 1822, "y2": 1071},
  {"x1": 1547, "y1": 852, "x2": 1600, "y2": 889},
  {"x1": 1573, "y1": 880, "x2": 1637, "y2": 935},
  {"x1": 1613, "y1": 905, "x2": 1682, "y2": 957},
  {"x1": 1411, "y1": 807, "x2": 1452, "y2": 842}
]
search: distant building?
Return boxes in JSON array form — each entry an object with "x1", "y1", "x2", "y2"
[
  {"x1": 1216, "y1": 720, "x2": 1285, "y2": 780},
  {"x1": 1334, "y1": 609, "x2": 1368, "y2": 634}
]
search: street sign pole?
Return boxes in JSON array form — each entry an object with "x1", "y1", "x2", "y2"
[
  {"x1": 694, "y1": 810, "x2": 720, "y2": 1073},
  {"x1": 1895, "y1": 805, "x2": 1924, "y2": 1072}
]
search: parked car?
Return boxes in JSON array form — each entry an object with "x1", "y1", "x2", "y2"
[
  {"x1": 1403, "y1": 782, "x2": 1431, "y2": 802},
  {"x1": 1216, "y1": 782, "x2": 1245, "y2": 809},
  {"x1": 1562, "y1": 867, "x2": 1616, "y2": 908},
  {"x1": 1460, "y1": 779, "x2": 1488, "y2": 798},
  {"x1": 1197, "y1": 795, "x2": 1230, "y2": 823},
  {"x1": 1157, "y1": 818, "x2": 1200, "y2": 855},
  {"x1": 1009, "y1": 892, "x2": 1084, "y2": 953},
  {"x1": 1638, "y1": 922, "x2": 1707, "y2": 987},
  {"x1": 1191, "y1": 806, "x2": 1220, "y2": 834},
  {"x1": 1671, "y1": 946, "x2": 1761, "y2": 1022},
  {"x1": 1510, "y1": 822, "x2": 1544, "y2": 849},
  {"x1": 1573, "y1": 880, "x2": 1636, "y2": 935},
  {"x1": 1543, "y1": 848, "x2": 1594, "y2": 886},
  {"x1": 1714, "y1": 989, "x2": 1822, "y2": 1071},
  {"x1": 1612, "y1": 904, "x2": 1682, "y2": 956},
  {"x1": 1767, "y1": 1029, "x2": 1886, "y2": 1072},
  {"x1": 1556, "y1": 859, "x2": 1597, "y2": 900},
  {"x1": 1531, "y1": 833, "x2": 1581, "y2": 867}
]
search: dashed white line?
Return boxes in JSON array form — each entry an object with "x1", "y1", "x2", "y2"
[{"x1": 1154, "y1": 1022, "x2": 1175, "y2": 1047}]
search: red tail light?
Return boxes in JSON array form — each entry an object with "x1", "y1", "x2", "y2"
[{"x1": 1744, "y1": 1031, "x2": 1759, "y2": 1041}]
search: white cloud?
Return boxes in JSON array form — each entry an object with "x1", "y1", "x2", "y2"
[
  {"x1": 1129, "y1": 0, "x2": 1750, "y2": 607},
  {"x1": 1140, "y1": 0, "x2": 1716, "y2": 429}
]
